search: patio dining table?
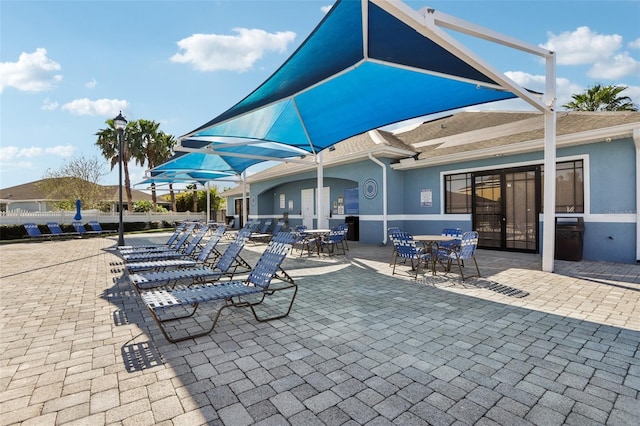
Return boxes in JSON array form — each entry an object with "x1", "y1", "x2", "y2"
[{"x1": 413, "y1": 234, "x2": 456, "y2": 275}]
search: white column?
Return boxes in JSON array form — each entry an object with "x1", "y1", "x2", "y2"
[{"x1": 542, "y1": 53, "x2": 557, "y2": 272}]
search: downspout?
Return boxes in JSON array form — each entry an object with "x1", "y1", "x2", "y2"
[
  {"x1": 634, "y1": 128, "x2": 640, "y2": 262},
  {"x1": 368, "y1": 152, "x2": 388, "y2": 244},
  {"x1": 242, "y1": 171, "x2": 247, "y2": 226}
]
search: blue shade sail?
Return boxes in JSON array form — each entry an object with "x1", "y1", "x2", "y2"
[{"x1": 180, "y1": 0, "x2": 517, "y2": 161}]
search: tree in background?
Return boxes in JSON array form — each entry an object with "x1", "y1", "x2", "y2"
[
  {"x1": 95, "y1": 118, "x2": 138, "y2": 211},
  {"x1": 562, "y1": 83, "x2": 638, "y2": 111},
  {"x1": 175, "y1": 187, "x2": 224, "y2": 213},
  {"x1": 37, "y1": 156, "x2": 110, "y2": 210},
  {"x1": 131, "y1": 120, "x2": 176, "y2": 212}
]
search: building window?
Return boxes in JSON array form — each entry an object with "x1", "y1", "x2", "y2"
[
  {"x1": 542, "y1": 160, "x2": 584, "y2": 213},
  {"x1": 444, "y1": 173, "x2": 472, "y2": 213},
  {"x1": 444, "y1": 160, "x2": 584, "y2": 214}
]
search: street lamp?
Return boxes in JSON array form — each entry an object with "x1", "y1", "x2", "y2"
[{"x1": 114, "y1": 111, "x2": 127, "y2": 246}]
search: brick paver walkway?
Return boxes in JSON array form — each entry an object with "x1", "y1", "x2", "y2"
[{"x1": 1, "y1": 234, "x2": 639, "y2": 425}]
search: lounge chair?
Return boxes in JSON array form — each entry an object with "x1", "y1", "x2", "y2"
[
  {"x1": 123, "y1": 226, "x2": 248, "y2": 274},
  {"x1": 46, "y1": 222, "x2": 80, "y2": 238},
  {"x1": 250, "y1": 220, "x2": 284, "y2": 244},
  {"x1": 139, "y1": 231, "x2": 298, "y2": 343},
  {"x1": 118, "y1": 222, "x2": 196, "y2": 255},
  {"x1": 73, "y1": 221, "x2": 102, "y2": 237},
  {"x1": 121, "y1": 225, "x2": 211, "y2": 262},
  {"x1": 88, "y1": 221, "x2": 117, "y2": 234},
  {"x1": 128, "y1": 226, "x2": 251, "y2": 292},
  {"x1": 23, "y1": 223, "x2": 51, "y2": 240}
]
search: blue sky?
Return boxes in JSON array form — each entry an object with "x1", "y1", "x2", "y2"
[{"x1": 1, "y1": 0, "x2": 639, "y2": 191}]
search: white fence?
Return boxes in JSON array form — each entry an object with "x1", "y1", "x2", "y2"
[{"x1": 0, "y1": 210, "x2": 207, "y2": 226}]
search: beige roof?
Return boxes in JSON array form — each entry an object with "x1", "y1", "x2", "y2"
[
  {"x1": 0, "y1": 178, "x2": 155, "y2": 203},
  {"x1": 222, "y1": 110, "x2": 640, "y2": 191},
  {"x1": 400, "y1": 111, "x2": 640, "y2": 161}
]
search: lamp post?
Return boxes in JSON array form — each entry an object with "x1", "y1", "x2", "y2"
[{"x1": 114, "y1": 111, "x2": 127, "y2": 246}]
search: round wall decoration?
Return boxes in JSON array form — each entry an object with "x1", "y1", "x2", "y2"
[{"x1": 363, "y1": 178, "x2": 378, "y2": 199}]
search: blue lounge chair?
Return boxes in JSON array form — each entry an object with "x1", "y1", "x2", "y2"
[
  {"x1": 23, "y1": 223, "x2": 50, "y2": 240},
  {"x1": 140, "y1": 232, "x2": 298, "y2": 343},
  {"x1": 121, "y1": 225, "x2": 211, "y2": 262},
  {"x1": 73, "y1": 221, "x2": 102, "y2": 237},
  {"x1": 128, "y1": 227, "x2": 252, "y2": 292},
  {"x1": 123, "y1": 227, "x2": 249, "y2": 274},
  {"x1": 88, "y1": 221, "x2": 117, "y2": 234},
  {"x1": 46, "y1": 222, "x2": 79, "y2": 238}
]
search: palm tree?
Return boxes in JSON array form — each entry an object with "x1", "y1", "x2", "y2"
[
  {"x1": 563, "y1": 83, "x2": 638, "y2": 111},
  {"x1": 154, "y1": 132, "x2": 178, "y2": 212},
  {"x1": 95, "y1": 118, "x2": 137, "y2": 211},
  {"x1": 131, "y1": 120, "x2": 163, "y2": 211}
]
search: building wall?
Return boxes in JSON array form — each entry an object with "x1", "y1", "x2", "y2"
[{"x1": 238, "y1": 137, "x2": 637, "y2": 263}]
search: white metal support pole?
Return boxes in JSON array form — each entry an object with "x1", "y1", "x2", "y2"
[
  {"x1": 633, "y1": 128, "x2": 640, "y2": 262},
  {"x1": 242, "y1": 171, "x2": 247, "y2": 226},
  {"x1": 368, "y1": 152, "x2": 388, "y2": 244},
  {"x1": 542, "y1": 52, "x2": 557, "y2": 272},
  {"x1": 317, "y1": 151, "x2": 326, "y2": 229},
  {"x1": 206, "y1": 181, "x2": 211, "y2": 223}
]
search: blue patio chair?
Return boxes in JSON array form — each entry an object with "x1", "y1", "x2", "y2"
[
  {"x1": 23, "y1": 223, "x2": 50, "y2": 240},
  {"x1": 46, "y1": 222, "x2": 79, "y2": 238},
  {"x1": 440, "y1": 228, "x2": 462, "y2": 250},
  {"x1": 88, "y1": 221, "x2": 117, "y2": 235},
  {"x1": 387, "y1": 226, "x2": 403, "y2": 266},
  {"x1": 391, "y1": 232, "x2": 431, "y2": 279},
  {"x1": 319, "y1": 226, "x2": 347, "y2": 256},
  {"x1": 73, "y1": 221, "x2": 102, "y2": 237},
  {"x1": 118, "y1": 222, "x2": 194, "y2": 253},
  {"x1": 127, "y1": 226, "x2": 256, "y2": 293},
  {"x1": 250, "y1": 220, "x2": 283, "y2": 244},
  {"x1": 123, "y1": 226, "x2": 246, "y2": 274},
  {"x1": 293, "y1": 225, "x2": 316, "y2": 256},
  {"x1": 439, "y1": 231, "x2": 481, "y2": 281},
  {"x1": 121, "y1": 225, "x2": 211, "y2": 262},
  {"x1": 140, "y1": 232, "x2": 298, "y2": 343}
]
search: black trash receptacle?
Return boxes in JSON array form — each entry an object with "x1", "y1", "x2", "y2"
[
  {"x1": 345, "y1": 216, "x2": 359, "y2": 241},
  {"x1": 555, "y1": 217, "x2": 584, "y2": 261}
]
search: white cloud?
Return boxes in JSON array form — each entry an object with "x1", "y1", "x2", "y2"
[
  {"x1": 540, "y1": 26, "x2": 640, "y2": 80},
  {"x1": 0, "y1": 144, "x2": 74, "y2": 161},
  {"x1": 321, "y1": 5, "x2": 333, "y2": 14},
  {"x1": 41, "y1": 98, "x2": 59, "y2": 111},
  {"x1": 588, "y1": 52, "x2": 640, "y2": 80},
  {"x1": 85, "y1": 78, "x2": 97, "y2": 89},
  {"x1": 540, "y1": 26, "x2": 622, "y2": 65},
  {"x1": 621, "y1": 85, "x2": 640, "y2": 106},
  {"x1": 0, "y1": 48, "x2": 63, "y2": 93},
  {"x1": 45, "y1": 145, "x2": 75, "y2": 157},
  {"x1": 504, "y1": 71, "x2": 582, "y2": 109},
  {"x1": 629, "y1": 38, "x2": 640, "y2": 49},
  {"x1": 61, "y1": 98, "x2": 128, "y2": 116},
  {"x1": 170, "y1": 28, "x2": 296, "y2": 72}
]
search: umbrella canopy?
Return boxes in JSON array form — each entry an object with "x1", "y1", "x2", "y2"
[{"x1": 179, "y1": 0, "x2": 524, "y2": 158}]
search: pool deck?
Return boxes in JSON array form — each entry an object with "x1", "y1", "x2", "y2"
[{"x1": 1, "y1": 233, "x2": 639, "y2": 425}]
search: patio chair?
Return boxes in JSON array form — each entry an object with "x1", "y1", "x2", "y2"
[
  {"x1": 121, "y1": 225, "x2": 211, "y2": 262},
  {"x1": 128, "y1": 226, "x2": 250, "y2": 293},
  {"x1": 387, "y1": 226, "x2": 402, "y2": 266},
  {"x1": 88, "y1": 221, "x2": 117, "y2": 234},
  {"x1": 23, "y1": 223, "x2": 51, "y2": 240},
  {"x1": 293, "y1": 225, "x2": 317, "y2": 256},
  {"x1": 391, "y1": 231, "x2": 431, "y2": 279},
  {"x1": 73, "y1": 221, "x2": 102, "y2": 237},
  {"x1": 319, "y1": 226, "x2": 347, "y2": 256},
  {"x1": 438, "y1": 231, "x2": 481, "y2": 281},
  {"x1": 123, "y1": 226, "x2": 249, "y2": 274},
  {"x1": 46, "y1": 222, "x2": 80, "y2": 238},
  {"x1": 118, "y1": 222, "x2": 196, "y2": 255},
  {"x1": 250, "y1": 220, "x2": 284, "y2": 244},
  {"x1": 140, "y1": 232, "x2": 298, "y2": 343},
  {"x1": 439, "y1": 227, "x2": 462, "y2": 251}
]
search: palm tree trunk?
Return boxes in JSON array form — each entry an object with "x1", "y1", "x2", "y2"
[
  {"x1": 169, "y1": 184, "x2": 176, "y2": 212},
  {"x1": 151, "y1": 183, "x2": 157, "y2": 212},
  {"x1": 124, "y1": 162, "x2": 133, "y2": 211}
]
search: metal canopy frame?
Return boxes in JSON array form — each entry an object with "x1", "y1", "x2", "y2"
[{"x1": 153, "y1": 0, "x2": 558, "y2": 271}]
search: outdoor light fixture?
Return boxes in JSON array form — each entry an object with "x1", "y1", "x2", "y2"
[{"x1": 114, "y1": 111, "x2": 127, "y2": 246}]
